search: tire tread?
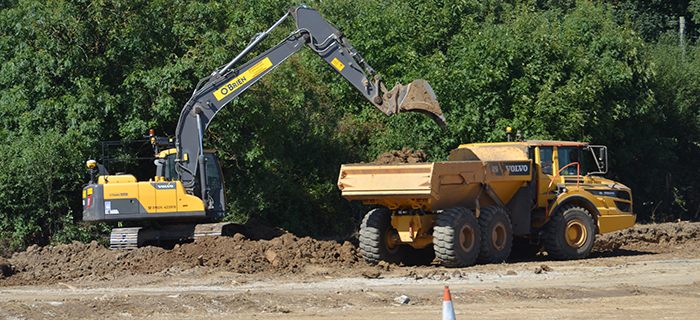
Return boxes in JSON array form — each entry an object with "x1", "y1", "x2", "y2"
[
  {"x1": 543, "y1": 204, "x2": 595, "y2": 260},
  {"x1": 433, "y1": 207, "x2": 480, "y2": 267}
]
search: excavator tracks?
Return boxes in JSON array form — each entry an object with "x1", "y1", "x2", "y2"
[
  {"x1": 109, "y1": 222, "x2": 245, "y2": 250},
  {"x1": 110, "y1": 227, "x2": 143, "y2": 250}
]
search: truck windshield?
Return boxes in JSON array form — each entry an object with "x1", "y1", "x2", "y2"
[{"x1": 558, "y1": 147, "x2": 585, "y2": 175}]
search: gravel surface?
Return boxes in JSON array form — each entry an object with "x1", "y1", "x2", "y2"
[{"x1": 0, "y1": 221, "x2": 699, "y2": 319}]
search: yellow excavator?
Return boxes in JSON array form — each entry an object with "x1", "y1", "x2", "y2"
[{"x1": 82, "y1": 6, "x2": 446, "y2": 249}]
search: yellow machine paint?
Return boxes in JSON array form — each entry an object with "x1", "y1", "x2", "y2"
[
  {"x1": 82, "y1": 148, "x2": 221, "y2": 222},
  {"x1": 391, "y1": 214, "x2": 437, "y2": 249},
  {"x1": 108, "y1": 148, "x2": 218, "y2": 215},
  {"x1": 99, "y1": 175, "x2": 204, "y2": 214},
  {"x1": 213, "y1": 58, "x2": 273, "y2": 101},
  {"x1": 341, "y1": 137, "x2": 636, "y2": 266}
]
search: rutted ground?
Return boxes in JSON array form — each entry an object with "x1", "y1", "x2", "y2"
[{"x1": 0, "y1": 221, "x2": 699, "y2": 319}]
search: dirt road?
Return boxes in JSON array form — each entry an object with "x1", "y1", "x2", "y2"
[{"x1": 0, "y1": 221, "x2": 699, "y2": 319}]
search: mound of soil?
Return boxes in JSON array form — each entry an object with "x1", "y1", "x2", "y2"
[
  {"x1": 371, "y1": 148, "x2": 427, "y2": 164},
  {"x1": 2, "y1": 221, "x2": 700, "y2": 287},
  {"x1": 0, "y1": 257, "x2": 11, "y2": 279},
  {"x1": 4, "y1": 230, "x2": 360, "y2": 286},
  {"x1": 594, "y1": 221, "x2": 700, "y2": 251}
]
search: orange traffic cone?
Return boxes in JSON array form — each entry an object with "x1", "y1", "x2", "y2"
[{"x1": 442, "y1": 286, "x2": 456, "y2": 320}]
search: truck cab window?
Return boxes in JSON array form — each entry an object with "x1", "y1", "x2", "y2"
[
  {"x1": 540, "y1": 147, "x2": 553, "y2": 175},
  {"x1": 558, "y1": 147, "x2": 583, "y2": 175}
]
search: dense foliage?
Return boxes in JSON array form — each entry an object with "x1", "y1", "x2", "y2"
[{"x1": 1, "y1": 0, "x2": 700, "y2": 253}]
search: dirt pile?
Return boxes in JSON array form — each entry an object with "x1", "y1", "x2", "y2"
[
  {"x1": 3, "y1": 221, "x2": 700, "y2": 287},
  {"x1": 4, "y1": 231, "x2": 361, "y2": 286},
  {"x1": 594, "y1": 221, "x2": 700, "y2": 251},
  {"x1": 371, "y1": 148, "x2": 427, "y2": 164}
]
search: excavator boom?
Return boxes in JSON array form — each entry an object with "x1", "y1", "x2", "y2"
[
  {"x1": 175, "y1": 6, "x2": 446, "y2": 196},
  {"x1": 83, "y1": 6, "x2": 446, "y2": 249},
  {"x1": 290, "y1": 7, "x2": 445, "y2": 125}
]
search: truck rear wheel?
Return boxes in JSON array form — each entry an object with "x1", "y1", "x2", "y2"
[
  {"x1": 477, "y1": 206, "x2": 513, "y2": 264},
  {"x1": 359, "y1": 208, "x2": 404, "y2": 264},
  {"x1": 434, "y1": 207, "x2": 481, "y2": 267},
  {"x1": 544, "y1": 205, "x2": 595, "y2": 260}
]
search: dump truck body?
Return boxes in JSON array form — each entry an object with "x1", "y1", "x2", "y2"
[
  {"x1": 340, "y1": 141, "x2": 635, "y2": 266},
  {"x1": 339, "y1": 160, "x2": 531, "y2": 213}
]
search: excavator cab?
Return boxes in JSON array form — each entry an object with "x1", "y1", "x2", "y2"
[
  {"x1": 154, "y1": 148, "x2": 226, "y2": 217},
  {"x1": 83, "y1": 134, "x2": 226, "y2": 223}
]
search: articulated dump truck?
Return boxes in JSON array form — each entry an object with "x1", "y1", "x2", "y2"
[{"x1": 337, "y1": 139, "x2": 636, "y2": 267}]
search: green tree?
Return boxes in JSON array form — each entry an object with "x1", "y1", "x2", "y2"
[
  {"x1": 640, "y1": 34, "x2": 700, "y2": 221},
  {"x1": 3, "y1": 0, "x2": 700, "y2": 255}
]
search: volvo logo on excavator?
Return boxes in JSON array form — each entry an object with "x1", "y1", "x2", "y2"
[
  {"x1": 83, "y1": 6, "x2": 452, "y2": 251},
  {"x1": 152, "y1": 183, "x2": 176, "y2": 189}
]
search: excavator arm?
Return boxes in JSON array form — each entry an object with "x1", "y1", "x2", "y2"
[{"x1": 174, "y1": 6, "x2": 446, "y2": 201}]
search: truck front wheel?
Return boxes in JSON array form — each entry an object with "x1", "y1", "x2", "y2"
[
  {"x1": 359, "y1": 208, "x2": 404, "y2": 264},
  {"x1": 434, "y1": 207, "x2": 481, "y2": 267},
  {"x1": 544, "y1": 205, "x2": 595, "y2": 260},
  {"x1": 477, "y1": 206, "x2": 513, "y2": 264}
]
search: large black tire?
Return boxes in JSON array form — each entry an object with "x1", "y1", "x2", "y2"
[
  {"x1": 434, "y1": 207, "x2": 481, "y2": 267},
  {"x1": 544, "y1": 205, "x2": 596, "y2": 260},
  {"x1": 477, "y1": 206, "x2": 513, "y2": 264},
  {"x1": 359, "y1": 208, "x2": 404, "y2": 264}
]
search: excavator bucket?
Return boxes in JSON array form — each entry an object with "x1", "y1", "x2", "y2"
[{"x1": 380, "y1": 79, "x2": 447, "y2": 128}]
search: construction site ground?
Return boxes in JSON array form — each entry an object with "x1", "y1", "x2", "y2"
[{"x1": 0, "y1": 221, "x2": 698, "y2": 319}]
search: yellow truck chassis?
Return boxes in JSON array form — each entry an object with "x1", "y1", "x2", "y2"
[{"x1": 339, "y1": 141, "x2": 635, "y2": 267}]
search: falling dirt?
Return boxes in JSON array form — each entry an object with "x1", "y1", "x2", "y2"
[{"x1": 370, "y1": 148, "x2": 427, "y2": 164}]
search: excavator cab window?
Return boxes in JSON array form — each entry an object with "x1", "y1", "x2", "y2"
[
  {"x1": 203, "y1": 152, "x2": 224, "y2": 198},
  {"x1": 193, "y1": 151, "x2": 226, "y2": 214},
  {"x1": 160, "y1": 152, "x2": 223, "y2": 196},
  {"x1": 161, "y1": 150, "x2": 225, "y2": 214},
  {"x1": 164, "y1": 154, "x2": 178, "y2": 181}
]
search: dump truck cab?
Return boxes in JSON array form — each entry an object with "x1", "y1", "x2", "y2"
[{"x1": 451, "y1": 140, "x2": 634, "y2": 234}]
